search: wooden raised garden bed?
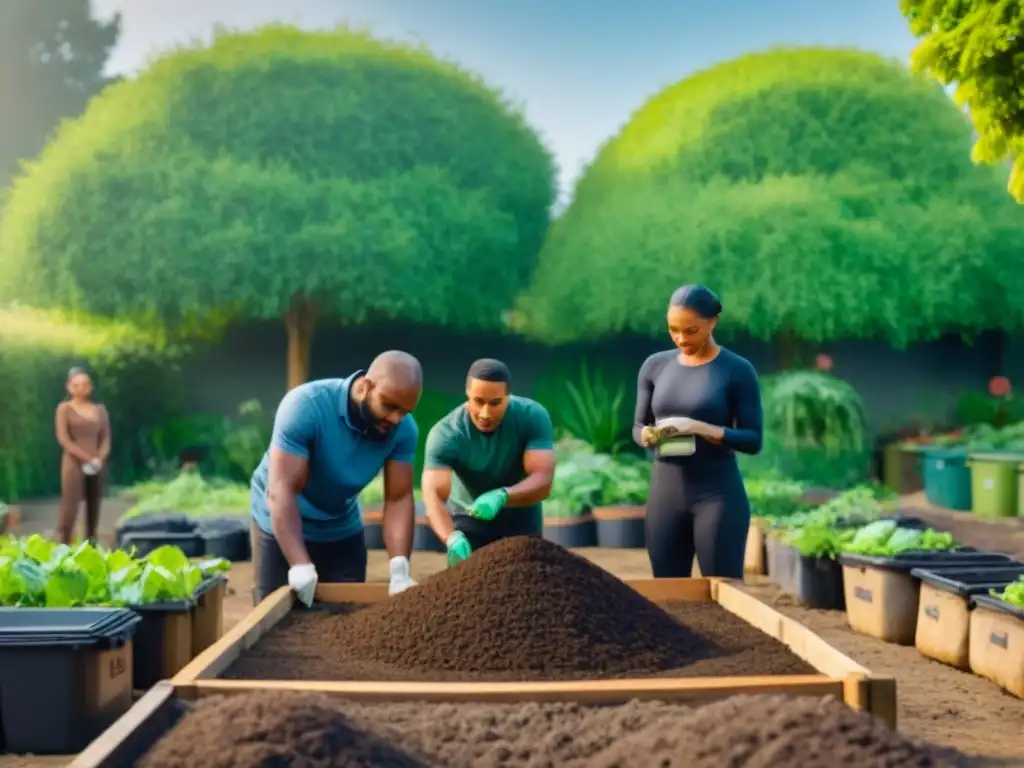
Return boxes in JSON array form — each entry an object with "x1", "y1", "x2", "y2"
[{"x1": 71, "y1": 578, "x2": 897, "y2": 766}]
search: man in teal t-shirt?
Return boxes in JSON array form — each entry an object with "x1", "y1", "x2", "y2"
[{"x1": 422, "y1": 358, "x2": 557, "y2": 566}]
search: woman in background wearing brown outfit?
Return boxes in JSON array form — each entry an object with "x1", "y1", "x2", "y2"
[{"x1": 55, "y1": 367, "x2": 111, "y2": 543}]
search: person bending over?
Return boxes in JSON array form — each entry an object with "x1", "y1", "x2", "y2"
[
  {"x1": 634, "y1": 284, "x2": 763, "y2": 579},
  {"x1": 249, "y1": 351, "x2": 422, "y2": 607},
  {"x1": 422, "y1": 359, "x2": 556, "y2": 567}
]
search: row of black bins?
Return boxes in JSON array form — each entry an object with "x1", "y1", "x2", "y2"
[
  {"x1": 0, "y1": 573, "x2": 226, "y2": 756},
  {"x1": 115, "y1": 513, "x2": 251, "y2": 561},
  {"x1": 0, "y1": 607, "x2": 141, "y2": 755},
  {"x1": 763, "y1": 514, "x2": 1003, "y2": 611}
]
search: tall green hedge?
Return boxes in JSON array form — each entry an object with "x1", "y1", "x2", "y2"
[{"x1": 0, "y1": 308, "x2": 186, "y2": 502}]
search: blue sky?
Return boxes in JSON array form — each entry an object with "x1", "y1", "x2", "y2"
[{"x1": 92, "y1": 0, "x2": 919, "y2": 201}]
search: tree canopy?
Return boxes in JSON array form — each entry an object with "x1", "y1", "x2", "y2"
[
  {"x1": 517, "y1": 48, "x2": 1024, "y2": 355},
  {"x1": 0, "y1": 25, "x2": 556, "y2": 388},
  {"x1": 0, "y1": 0, "x2": 120, "y2": 185},
  {"x1": 901, "y1": 0, "x2": 1024, "y2": 203}
]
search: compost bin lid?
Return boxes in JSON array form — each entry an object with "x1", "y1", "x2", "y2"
[
  {"x1": 0, "y1": 607, "x2": 141, "y2": 648},
  {"x1": 839, "y1": 550, "x2": 1012, "y2": 573},
  {"x1": 911, "y1": 564, "x2": 1024, "y2": 597},
  {"x1": 969, "y1": 593, "x2": 1024, "y2": 620},
  {"x1": 967, "y1": 451, "x2": 1024, "y2": 463}
]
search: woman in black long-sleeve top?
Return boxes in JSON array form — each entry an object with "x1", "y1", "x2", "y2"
[{"x1": 634, "y1": 284, "x2": 764, "y2": 578}]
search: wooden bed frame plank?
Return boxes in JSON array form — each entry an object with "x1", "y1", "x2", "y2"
[
  {"x1": 171, "y1": 586, "x2": 293, "y2": 684},
  {"x1": 82, "y1": 576, "x2": 897, "y2": 763},
  {"x1": 714, "y1": 581, "x2": 869, "y2": 678},
  {"x1": 177, "y1": 674, "x2": 843, "y2": 704},
  {"x1": 170, "y1": 577, "x2": 895, "y2": 727}
]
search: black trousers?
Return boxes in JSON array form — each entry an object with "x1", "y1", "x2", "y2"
[
  {"x1": 249, "y1": 520, "x2": 368, "y2": 606},
  {"x1": 644, "y1": 458, "x2": 750, "y2": 579}
]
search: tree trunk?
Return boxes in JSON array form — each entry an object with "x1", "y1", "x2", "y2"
[
  {"x1": 777, "y1": 331, "x2": 805, "y2": 370},
  {"x1": 284, "y1": 299, "x2": 320, "y2": 390}
]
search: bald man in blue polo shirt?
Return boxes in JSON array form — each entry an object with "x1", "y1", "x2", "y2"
[{"x1": 250, "y1": 351, "x2": 423, "y2": 607}]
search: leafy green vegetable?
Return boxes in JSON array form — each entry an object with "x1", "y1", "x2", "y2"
[
  {"x1": 772, "y1": 484, "x2": 955, "y2": 559},
  {"x1": 842, "y1": 525, "x2": 954, "y2": 556},
  {"x1": 784, "y1": 522, "x2": 858, "y2": 559},
  {"x1": 0, "y1": 534, "x2": 229, "y2": 607},
  {"x1": 992, "y1": 576, "x2": 1024, "y2": 608},
  {"x1": 120, "y1": 469, "x2": 250, "y2": 520}
]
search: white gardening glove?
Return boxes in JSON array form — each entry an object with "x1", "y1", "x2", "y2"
[
  {"x1": 288, "y1": 563, "x2": 318, "y2": 607},
  {"x1": 388, "y1": 556, "x2": 417, "y2": 596}
]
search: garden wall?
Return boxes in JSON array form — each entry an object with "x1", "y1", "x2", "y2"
[{"x1": 181, "y1": 321, "x2": 1004, "y2": 434}]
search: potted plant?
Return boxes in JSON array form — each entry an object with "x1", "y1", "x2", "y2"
[
  {"x1": 541, "y1": 454, "x2": 599, "y2": 548},
  {"x1": 590, "y1": 455, "x2": 649, "y2": 548}
]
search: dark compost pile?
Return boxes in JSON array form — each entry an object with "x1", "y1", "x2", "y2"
[
  {"x1": 223, "y1": 536, "x2": 814, "y2": 681},
  {"x1": 140, "y1": 692, "x2": 980, "y2": 768}
]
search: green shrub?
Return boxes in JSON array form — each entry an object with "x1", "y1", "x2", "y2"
[
  {"x1": 0, "y1": 308, "x2": 186, "y2": 501},
  {"x1": 119, "y1": 470, "x2": 250, "y2": 521}
]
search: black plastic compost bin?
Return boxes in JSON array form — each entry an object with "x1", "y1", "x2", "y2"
[
  {"x1": 129, "y1": 576, "x2": 225, "y2": 689},
  {"x1": 198, "y1": 518, "x2": 251, "y2": 561},
  {"x1": 115, "y1": 513, "x2": 197, "y2": 548},
  {"x1": 0, "y1": 608, "x2": 141, "y2": 754}
]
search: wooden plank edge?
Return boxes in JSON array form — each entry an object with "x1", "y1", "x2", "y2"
[
  {"x1": 842, "y1": 674, "x2": 897, "y2": 730},
  {"x1": 183, "y1": 674, "x2": 840, "y2": 703},
  {"x1": 715, "y1": 581, "x2": 871, "y2": 679},
  {"x1": 68, "y1": 681, "x2": 176, "y2": 768},
  {"x1": 625, "y1": 578, "x2": 712, "y2": 602},
  {"x1": 171, "y1": 586, "x2": 293, "y2": 684}
]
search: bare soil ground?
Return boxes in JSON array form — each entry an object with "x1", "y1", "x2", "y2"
[{"x1": 6, "y1": 494, "x2": 1024, "y2": 765}]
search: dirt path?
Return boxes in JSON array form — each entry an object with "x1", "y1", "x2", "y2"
[{"x1": 5, "y1": 496, "x2": 1024, "y2": 765}]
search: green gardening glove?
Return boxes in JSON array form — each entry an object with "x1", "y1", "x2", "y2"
[
  {"x1": 469, "y1": 488, "x2": 509, "y2": 521},
  {"x1": 446, "y1": 531, "x2": 472, "y2": 567}
]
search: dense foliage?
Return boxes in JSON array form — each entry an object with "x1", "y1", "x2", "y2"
[
  {"x1": 0, "y1": 308, "x2": 185, "y2": 502},
  {"x1": 519, "y1": 48, "x2": 1024, "y2": 347},
  {"x1": 120, "y1": 471, "x2": 251, "y2": 521},
  {"x1": 901, "y1": 0, "x2": 1024, "y2": 203},
  {"x1": 0, "y1": 534, "x2": 229, "y2": 607},
  {"x1": 0, "y1": 25, "x2": 556, "y2": 388}
]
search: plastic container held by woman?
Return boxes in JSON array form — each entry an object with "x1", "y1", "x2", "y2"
[
  {"x1": 0, "y1": 608, "x2": 141, "y2": 754},
  {"x1": 967, "y1": 452, "x2": 1024, "y2": 518},
  {"x1": 911, "y1": 564, "x2": 1024, "y2": 670},
  {"x1": 921, "y1": 447, "x2": 972, "y2": 511},
  {"x1": 838, "y1": 550, "x2": 1013, "y2": 645},
  {"x1": 968, "y1": 592, "x2": 1024, "y2": 698}
]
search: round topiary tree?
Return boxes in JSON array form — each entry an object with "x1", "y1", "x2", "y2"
[
  {"x1": 517, "y1": 48, "x2": 1024, "y2": 361},
  {"x1": 0, "y1": 25, "x2": 556, "y2": 388}
]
